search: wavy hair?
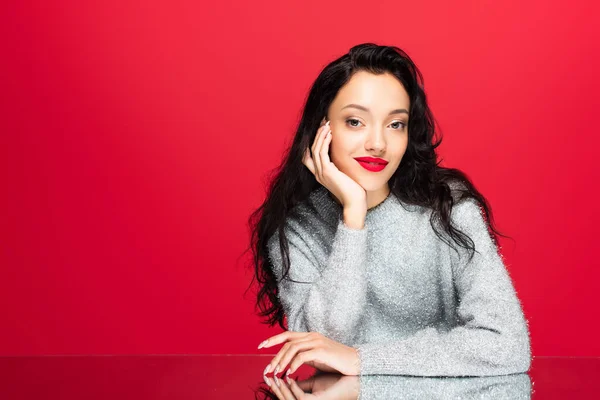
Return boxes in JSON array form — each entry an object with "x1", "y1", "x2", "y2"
[{"x1": 243, "y1": 43, "x2": 512, "y2": 330}]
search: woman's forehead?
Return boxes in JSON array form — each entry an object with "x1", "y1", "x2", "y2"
[{"x1": 331, "y1": 72, "x2": 410, "y2": 113}]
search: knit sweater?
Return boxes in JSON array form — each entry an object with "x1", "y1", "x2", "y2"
[
  {"x1": 266, "y1": 185, "x2": 532, "y2": 377},
  {"x1": 358, "y1": 373, "x2": 531, "y2": 398}
]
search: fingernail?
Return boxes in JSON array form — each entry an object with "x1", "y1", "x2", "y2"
[
  {"x1": 257, "y1": 340, "x2": 266, "y2": 349},
  {"x1": 274, "y1": 365, "x2": 280, "y2": 375},
  {"x1": 285, "y1": 375, "x2": 292, "y2": 384},
  {"x1": 326, "y1": 120, "x2": 330, "y2": 126},
  {"x1": 274, "y1": 376, "x2": 281, "y2": 387},
  {"x1": 263, "y1": 364, "x2": 270, "y2": 375},
  {"x1": 263, "y1": 375, "x2": 271, "y2": 386},
  {"x1": 285, "y1": 368, "x2": 291, "y2": 376}
]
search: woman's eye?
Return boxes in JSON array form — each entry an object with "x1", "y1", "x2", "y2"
[
  {"x1": 346, "y1": 118, "x2": 361, "y2": 127},
  {"x1": 390, "y1": 121, "x2": 407, "y2": 130}
]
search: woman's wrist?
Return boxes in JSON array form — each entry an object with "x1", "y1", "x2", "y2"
[{"x1": 343, "y1": 207, "x2": 366, "y2": 230}]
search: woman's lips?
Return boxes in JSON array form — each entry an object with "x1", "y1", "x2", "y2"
[{"x1": 356, "y1": 160, "x2": 386, "y2": 172}]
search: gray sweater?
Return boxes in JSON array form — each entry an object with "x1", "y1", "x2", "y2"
[{"x1": 266, "y1": 185, "x2": 532, "y2": 377}]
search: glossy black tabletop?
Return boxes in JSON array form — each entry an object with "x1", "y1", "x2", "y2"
[{"x1": 0, "y1": 355, "x2": 598, "y2": 399}]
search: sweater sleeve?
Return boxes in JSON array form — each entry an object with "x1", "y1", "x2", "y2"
[
  {"x1": 267, "y1": 217, "x2": 369, "y2": 345},
  {"x1": 354, "y1": 198, "x2": 532, "y2": 377}
]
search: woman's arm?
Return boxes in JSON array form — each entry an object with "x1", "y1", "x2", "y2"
[
  {"x1": 354, "y1": 199, "x2": 532, "y2": 376},
  {"x1": 267, "y1": 216, "x2": 369, "y2": 346}
]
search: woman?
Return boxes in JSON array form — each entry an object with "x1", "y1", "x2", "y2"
[{"x1": 247, "y1": 43, "x2": 532, "y2": 379}]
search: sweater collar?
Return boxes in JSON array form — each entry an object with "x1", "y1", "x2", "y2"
[{"x1": 308, "y1": 186, "x2": 411, "y2": 230}]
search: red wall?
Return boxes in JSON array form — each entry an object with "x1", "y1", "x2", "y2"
[{"x1": 1, "y1": 1, "x2": 598, "y2": 355}]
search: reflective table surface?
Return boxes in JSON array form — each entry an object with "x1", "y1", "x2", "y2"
[{"x1": 0, "y1": 355, "x2": 598, "y2": 399}]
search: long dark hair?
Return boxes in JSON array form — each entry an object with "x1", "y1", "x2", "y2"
[{"x1": 243, "y1": 43, "x2": 512, "y2": 330}]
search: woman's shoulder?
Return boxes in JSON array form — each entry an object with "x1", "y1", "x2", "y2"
[
  {"x1": 447, "y1": 179, "x2": 469, "y2": 201},
  {"x1": 444, "y1": 180, "x2": 490, "y2": 233},
  {"x1": 277, "y1": 190, "x2": 335, "y2": 236},
  {"x1": 266, "y1": 198, "x2": 334, "y2": 264}
]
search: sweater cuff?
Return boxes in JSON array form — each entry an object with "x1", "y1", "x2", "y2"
[{"x1": 329, "y1": 218, "x2": 368, "y2": 268}]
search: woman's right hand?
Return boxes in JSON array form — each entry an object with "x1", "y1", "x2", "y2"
[{"x1": 302, "y1": 118, "x2": 367, "y2": 211}]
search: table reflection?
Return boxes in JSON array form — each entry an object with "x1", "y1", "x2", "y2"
[
  {"x1": 0, "y1": 355, "x2": 598, "y2": 399},
  {"x1": 256, "y1": 372, "x2": 530, "y2": 399}
]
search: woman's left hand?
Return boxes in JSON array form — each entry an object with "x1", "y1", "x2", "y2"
[{"x1": 258, "y1": 331, "x2": 361, "y2": 376}]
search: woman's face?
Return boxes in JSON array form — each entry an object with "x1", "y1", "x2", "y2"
[{"x1": 326, "y1": 71, "x2": 410, "y2": 194}]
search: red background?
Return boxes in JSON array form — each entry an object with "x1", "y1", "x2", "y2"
[{"x1": 1, "y1": 1, "x2": 598, "y2": 356}]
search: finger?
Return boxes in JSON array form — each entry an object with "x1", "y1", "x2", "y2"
[
  {"x1": 275, "y1": 376, "x2": 297, "y2": 400},
  {"x1": 269, "y1": 337, "x2": 315, "y2": 376},
  {"x1": 319, "y1": 124, "x2": 333, "y2": 168},
  {"x1": 287, "y1": 377, "x2": 307, "y2": 397},
  {"x1": 263, "y1": 374, "x2": 273, "y2": 387},
  {"x1": 312, "y1": 123, "x2": 330, "y2": 181},
  {"x1": 288, "y1": 349, "x2": 323, "y2": 376},
  {"x1": 279, "y1": 339, "x2": 320, "y2": 377},
  {"x1": 263, "y1": 332, "x2": 312, "y2": 374},
  {"x1": 261, "y1": 331, "x2": 306, "y2": 349},
  {"x1": 268, "y1": 376, "x2": 286, "y2": 399},
  {"x1": 311, "y1": 121, "x2": 329, "y2": 175}
]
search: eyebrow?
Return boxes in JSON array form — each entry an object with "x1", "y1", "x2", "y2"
[{"x1": 341, "y1": 103, "x2": 409, "y2": 116}]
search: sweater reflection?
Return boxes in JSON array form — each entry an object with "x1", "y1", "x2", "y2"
[{"x1": 254, "y1": 371, "x2": 531, "y2": 399}]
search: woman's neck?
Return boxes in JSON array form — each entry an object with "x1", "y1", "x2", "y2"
[{"x1": 328, "y1": 185, "x2": 391, "y2": 211}]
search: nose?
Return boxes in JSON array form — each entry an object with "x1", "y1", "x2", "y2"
[{"x1": 365, "y1": 128, "x2": 386, "y2": 154}]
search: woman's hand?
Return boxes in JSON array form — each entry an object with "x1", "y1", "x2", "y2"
[
  {"x1": 265, "y1": 373, "x2": 359, "y2": 399},
  {"x1": 258, "y1": 331, "x2": 361, "y2": 377},
  {"x1": 302, "y1": 117, "x2": 367, "y2": 211}
]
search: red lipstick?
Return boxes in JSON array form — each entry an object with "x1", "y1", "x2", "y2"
[{"x1": 354, "y1": 156, "x2": 388, "y2": 172}]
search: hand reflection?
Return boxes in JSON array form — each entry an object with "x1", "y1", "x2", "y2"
[
  {"x1": 254, "y1": 371, "x2": 532, "y2": 399},
  {"x1": 263, "y1": 372, "x2": 359, "y2": 399}
]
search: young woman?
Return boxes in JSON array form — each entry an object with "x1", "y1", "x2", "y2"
[{"x1": 247, "y1": 43, "x2": 532, "y2": 380}]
